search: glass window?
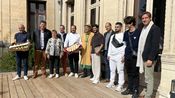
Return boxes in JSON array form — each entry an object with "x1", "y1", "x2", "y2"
[
  {"x1": 71, "y1": 4, "x2": 74, "y2": 12},
  {"x1": 91, "y1": 0, "x2": 96, "y2": 4},
  {"x1": 30, "y1": 3, "x2": 36, "y2": 13},
  {"x1": 38, "y1": 4, "x2": 45, "y2": 13},
  {"x1": 71, "y1": 16, "x2": 74, "y2": 26},
  {"x1": 90, "y1": 8, "x2": 96, "y2": 25}
]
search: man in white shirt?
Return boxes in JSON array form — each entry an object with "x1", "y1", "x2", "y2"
[
  {"x1": 106, "y1": 22, "x2": 125, "y2": 92},
  {"x1": 64, "y1": 25, "x2": 81, "y2": 78}
]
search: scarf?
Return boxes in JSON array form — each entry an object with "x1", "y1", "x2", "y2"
[{"x1": 136, "y1": 21, "x2": 154, "y2": 73}]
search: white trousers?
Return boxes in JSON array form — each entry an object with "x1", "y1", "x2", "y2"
[
  {"x1": 109, "y1": 54, "x2": 124, "y2": 86},
  {"x1": 91, "y1": 54, "x2": 101, "y2": 81}
]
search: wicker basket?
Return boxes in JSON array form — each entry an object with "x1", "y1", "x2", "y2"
[{"x1": 9, "y1": 42, "x2": 31, "y2": 52}]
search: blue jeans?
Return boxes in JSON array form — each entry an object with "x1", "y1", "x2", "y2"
[
  {"x1": 16, "y1": 52, "x2": 29, "y2": 77},
  {"x1": 104, "y1": 50, "x2": 110, "y2": 80}
]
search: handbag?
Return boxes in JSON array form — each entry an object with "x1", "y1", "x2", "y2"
[{"x1": 111, "y1": 35, "x2": 124, "y2": 48}]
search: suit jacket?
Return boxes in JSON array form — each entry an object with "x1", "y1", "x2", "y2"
[
  {"x1": 104, "y1": 30, "x2": 115, "y2": 51},
  {"x1": 142, "y1": 24, "x2": 161, "y2": 61},
  {"x1": 31, "y1": 28, "x2": 52, "y2": 50}
]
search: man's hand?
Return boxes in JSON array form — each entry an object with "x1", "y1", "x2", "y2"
[
  {"x1": 11, "y1": 42, "x2": 16, "y2": 45},
  {"x1": 60, "y1": 52, "x2": 63, "y2": 59},
  {"x1": 145, "y1": 60, "x2": 153, "y2": 67},
  {"x1": 46, "y1": 54, "x2": 50, "y2": 59},
  {"x1": 63, "y1": 48, "x2": 67, "y2": 52},
  {"x1": 95, "y1": 50, "x2": 100, "y2": 55}
]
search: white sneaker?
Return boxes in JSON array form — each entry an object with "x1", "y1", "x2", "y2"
[
  {"x1": 64, "y1": 73, "x2": 68, "y2": 77},
  {"x1": 12, "y1": 75, "x2": 20, "y2": 81},
  {"x1": 115, "y1": 85, "x2": 123, "y2": 92},
  {"x1": 90, "y1": 77, "x2": 95, "y2": 81},
  {"x1": 106, "y1": 82, "x2": 114, "y2": 88},
  {"x1": 24, "y1": 76, "x2": 28, "y2": 80},
  {"x1": 55, "y1": 74, "x2": 59, "y2": 78},
  {"x1": 68, "y1": 72, "x2": 74, "y2": 77},
  {"x1": 48, "y1": 74, "x2": 54, "y2": 78},
  {"x1": 74, "y1": 73, "x2": 79, "y2": 78},
  {"x1": 92, "y1": 80, "x2": 100, "y2": 84}
]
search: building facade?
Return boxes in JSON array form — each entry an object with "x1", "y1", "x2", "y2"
[{"x1": 0, "y1": 0, "x2": 175, "y2": 97}]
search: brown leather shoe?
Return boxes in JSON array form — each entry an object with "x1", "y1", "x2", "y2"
[
  {"x1": 105, "y1": 79, "x2": 110, "y2": 82},
  {"x1": 32, "y1": 72, "x2": 38, "y2": 79},
  {"x1": 32, "y1": 75, "x2": 37, "y2": 79},
  {"x1": 42, "y1": 75, "x2": 47, "y2": 78}
]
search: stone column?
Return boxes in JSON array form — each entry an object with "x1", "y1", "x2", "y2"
[
  {"x1": 146, "y1": 0, "x2": 153, "y2": 14},
  {"x1": 74, "y1": 0, "x2": 85, "y2": 34},
  {"x1": 54, "y1": 0, "x2": 61, "y2": 31},
  {"x1": 126, "y1": 0, "x2": 134, "y2": 16},
  {"x1": 61, "y1": 0, "x2": 68, "y2": 32},
  {"x1": 47, "y1": 0, "x2": 55, "y2": 30},
  {"x1": 67, "y1": 5, "x2": 71, "y2": 33},
  {"x1": 0, "y1": 0, "x2": 2, "y2": 40},
  {"x1": 158, "y1": 0, "x2": 175, "y2": 98}
]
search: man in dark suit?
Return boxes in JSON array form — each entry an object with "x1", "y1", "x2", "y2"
[
  {"x1": 136, "y1": 12, "x2": 161, "y2": 98},
  {"x1": 103, "y1": 22, "x2": 114, "y2": 82},
  {"x1": 31, "y1": 20, "x2": 52, "y2": 78}
]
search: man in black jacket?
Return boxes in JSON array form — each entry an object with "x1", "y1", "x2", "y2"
[
  {"x1": 103, "y1": 22, "x2": 114, "y2": 82},
  {"x1": 31, "y1": 20, "x2": 52, "y2": 78},
  {"x1": 136, "y1": 12, "x2": 161, "y2": 98}
]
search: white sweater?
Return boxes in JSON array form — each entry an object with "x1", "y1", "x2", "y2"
[
  {"x1": 107, "y1": 33, "x2": 126, "y2": 59},
  {"x1": 64, "y1": 32, "x2": 81, "y2": 48}
]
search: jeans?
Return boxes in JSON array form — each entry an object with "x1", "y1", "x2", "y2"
[
  {"x1": 16, "y1": 51, "x2": 29, "y2": 77},
  {"x1": 104, "y1": 50, "x2": 110, "y2": 80}
]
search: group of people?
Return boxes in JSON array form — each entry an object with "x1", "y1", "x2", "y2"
[{"x1": 12, "y1": 11, "x2": 161, "y2": 98}]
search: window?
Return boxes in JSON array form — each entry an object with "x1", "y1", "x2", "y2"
[
  {"x1": 90, "y1": 8, "x2": 96, "y2": 25},
  {"x1": 71, "y1": 4, "x2": 74, "y2": 12},
  {"x1": 28, "y1": 1, "x2": 46, "y2": 32},
  {"x1": 88, "y1": 0, "x2": 100, "y2": 25},
  {"x1": 91, "y1": 0, "x2": 96, "y2": 4},
  {"x1": 71, "y1": 16, "x2": 74, "y2": 26}
]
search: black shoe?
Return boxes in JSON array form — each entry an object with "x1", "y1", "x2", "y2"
[
  {"x1": 90, "y1": 74, "x2": 93, "y2": 78},
  {"x1": 132, "y1": 90, "x2": 139, "y2": 98},
  {"x1": 121, "y1": 89, "x2": 133, "y2": 95},
  {"x1": 80, "y1": 74, "x2": 87, "y2": 78}
]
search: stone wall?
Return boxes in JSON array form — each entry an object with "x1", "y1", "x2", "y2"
[{"x1": 0, "y1": 0, "x2": 27, "y2": 43}]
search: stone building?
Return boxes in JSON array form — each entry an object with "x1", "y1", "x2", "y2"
[{"x1": 0, "y1": 0, "x2": 175, "y2": 97}]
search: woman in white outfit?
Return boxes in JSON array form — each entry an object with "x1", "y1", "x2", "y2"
[{"x1": 106, "y1": 22, "x2": 125, "y2": 92}]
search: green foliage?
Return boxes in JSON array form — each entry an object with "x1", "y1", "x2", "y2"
[
  {"x1": 0, "y1": 47, "x2": 34, "y2": 72},
  {"x1": 0, "y1": 51, "x2": 16, "y2": 72}
]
